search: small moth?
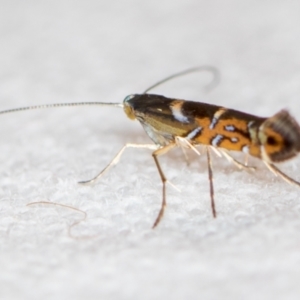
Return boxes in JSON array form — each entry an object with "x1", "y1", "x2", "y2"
[{"x1": 1, "y1": 66, "x2": 300, "y2": 228}]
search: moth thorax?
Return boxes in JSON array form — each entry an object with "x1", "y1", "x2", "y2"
[{"x1": 258, "y1": 110, "x2": 300, "y2": 162}]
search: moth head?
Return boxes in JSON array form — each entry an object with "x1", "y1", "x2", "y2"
[
  {"x1": 123, "y1": 94, "x2": 137, "y2": 120},
  {"x1": 258, "y1": 110, "x2": 300, "y2": 162}
]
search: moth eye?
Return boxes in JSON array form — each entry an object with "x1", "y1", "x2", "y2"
[
  {"x1": 123, "y1": 94, "x2": 135, "y2": 103},
  {"x1": 266, "y1": 136, "x2": 277, "y2": 145}
]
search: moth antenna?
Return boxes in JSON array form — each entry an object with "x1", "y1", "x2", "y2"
[
  {"x1": 143, "y1": 65, "x2": 220, "y2": 94},
  {"x1": 0, "y1": 102, "x2": 123, "y2": 115}
]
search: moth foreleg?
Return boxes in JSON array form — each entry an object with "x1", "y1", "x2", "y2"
[{"x1": 79, "y1": 143, "x2": 157, "y2": 185}]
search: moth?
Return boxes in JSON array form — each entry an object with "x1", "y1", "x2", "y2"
[{"x1": 1, "y1": 66, "x2": 300, "y2": 227}]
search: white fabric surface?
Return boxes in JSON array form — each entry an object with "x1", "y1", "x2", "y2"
[{"x1": 1, "y1": 1, "x2": 300, "y2": 299}]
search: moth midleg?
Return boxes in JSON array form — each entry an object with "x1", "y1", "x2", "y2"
[
  {"x1": 179, "y1": 145, "x2": 190, "y2": 165},
  {"x1": 206, "y1": 147, "x2": 216, "y2": 218},
  {"x1": 79, "y1": 143, "x2": 158, "y2": 185},
  {"x1": 152, "y1": 143, "x2": 177, "y2": 228}
]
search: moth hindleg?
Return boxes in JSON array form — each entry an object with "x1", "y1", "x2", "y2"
[{"x1": 263, "y1": 161, "x2": 300, "y2": 187}]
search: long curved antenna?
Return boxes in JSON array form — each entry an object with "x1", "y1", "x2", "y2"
[
  {"x1": 0, "y1": 102, "x2": 123, "y2": 115},
  {"x1": 143, "y1": 65, "x2": 220, "y2": 94},
  {"x1": 0, "y1": 66, "x2": 219, "y2": 115}
]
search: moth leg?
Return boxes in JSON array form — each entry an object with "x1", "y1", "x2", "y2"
[
  {"x1": 264, "y1": 161, "x2": 300, "y2": 187},
  {"x1": 220, "y1": 149, "x2": 256, "y2": 171},
  {"x1": 179, "y1": 145, "x2": 190, "y2": 165},
  {"x1": 176, "y1": 136, "x2": 201, "y2": 166},
  {"x1": 206, "y1": 147, "x2": 217, "y2": 218},
  {"x1": 152, "y1": 143, "x2": 177, "y2": 228},
  {"x1": 175, "y1": 136, "x2": 200, "y2": 155},
  {"x1": 79, "y1": 143, "x2": 158, "y2": 185}
]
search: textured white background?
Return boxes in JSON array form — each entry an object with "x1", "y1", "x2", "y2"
[{"x1": 1, "y1": 1, "x2": 300, "y2": 299}]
